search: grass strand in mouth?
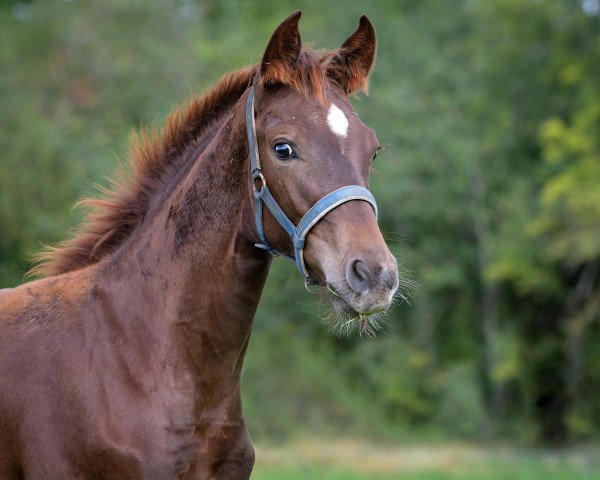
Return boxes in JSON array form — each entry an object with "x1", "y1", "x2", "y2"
[
  {"x1": 335, "y1": 312, "x2": 381, "y2": 338},
  {"x1": 359, "y1": 313, "x2": 377, "y2": 338},
  {"x1": 326, "y1": 283, "x2": 340, "y2": 297}
]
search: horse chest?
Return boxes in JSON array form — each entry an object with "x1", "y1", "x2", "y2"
[
  {"x1": 90, "y1": 399, "x2": 247, "y2": 479},
  {"x1": 85, "y1": 371, "x2": 200, "y2": 478}
]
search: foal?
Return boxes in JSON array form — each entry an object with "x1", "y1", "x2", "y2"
[{"x1": 0, "y1": 12, "x2": 398, "y2": 479}]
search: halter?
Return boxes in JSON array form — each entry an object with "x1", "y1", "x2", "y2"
[{"x1": 245, "y1": 87, "x2": 378, "y2": 283}]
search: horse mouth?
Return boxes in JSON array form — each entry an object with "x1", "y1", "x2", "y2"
[{"x1": 322, "y1": 283, "x2": 387, "y2": 337}]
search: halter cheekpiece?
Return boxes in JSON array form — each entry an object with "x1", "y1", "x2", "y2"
[{"x1": 245, "y1": 87, "x2": 378, "y2": 283}]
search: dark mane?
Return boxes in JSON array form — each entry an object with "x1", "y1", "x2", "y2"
[{"x1": 30, "y1": 49, "x2": 351, "y2": 277}]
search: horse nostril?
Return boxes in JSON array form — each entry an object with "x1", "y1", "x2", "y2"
[
  {"x1": 346, "y1": 258, "x2": 398, "y2": 296},
  {"x1": 353, "y1": 260, "x2": 367, "y2": 282},
  {"x1": 347, "y1": 259, "x2": 370, "y2": 293}
]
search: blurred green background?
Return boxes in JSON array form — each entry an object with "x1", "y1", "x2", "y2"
[{"x1": 1, "y1": 0, "x2": 599, "y2": 477}]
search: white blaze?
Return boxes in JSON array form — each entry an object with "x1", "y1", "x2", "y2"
[{"x1": 327, "y1": 104, "x2": 348, "y2": 137}]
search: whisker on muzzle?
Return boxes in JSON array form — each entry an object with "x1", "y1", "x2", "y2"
[{"x1": 312, "y1": 258, "x2": 416, "y2": 338}]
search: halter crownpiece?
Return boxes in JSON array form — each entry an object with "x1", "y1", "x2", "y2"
[{"x1": 245, "y1": 87, "x2": 378, "y2": 282}]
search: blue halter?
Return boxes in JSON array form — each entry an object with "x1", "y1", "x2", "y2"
[{"x1": 245, "y1": 87, "x2": 378, "y2": 281}]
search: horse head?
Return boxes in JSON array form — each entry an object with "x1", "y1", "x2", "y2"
[{"x1": 248, "y1": 12, "x2": 399, "y2": 333}]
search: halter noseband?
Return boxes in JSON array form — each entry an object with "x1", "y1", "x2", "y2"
[{"x1": 245, "y1": 87, "x2": 378, "y2": 282}]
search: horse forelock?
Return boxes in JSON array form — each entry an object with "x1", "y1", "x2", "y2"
[
  {"x1": 259, "y1": 49, "x2": 332, "y2": 104},
  {"x1": 30, "y1": 49, "x2": 341, "y2": 278}
]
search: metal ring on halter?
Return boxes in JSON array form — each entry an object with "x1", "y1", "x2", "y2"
[
  {"x1": 252, "y1": 171, "x2": 267, "y2": 193},
  {"x1": 304, "y1": 277, "x2": 322, "y2": 295}
]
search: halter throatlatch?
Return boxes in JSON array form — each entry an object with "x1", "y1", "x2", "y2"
[{"x1": 245, "y1": 87, "x2": 378, "y2": 283}]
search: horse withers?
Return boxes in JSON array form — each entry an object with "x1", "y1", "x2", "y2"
[{"x1": 0, "y1": 12, "x2": 398, "y2": 479}]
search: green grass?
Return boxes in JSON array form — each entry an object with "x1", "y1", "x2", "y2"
[
  {"x1": 252, "y1": 465, "x2": 596, "y2": 480},
  {"x1": 250, "y1": 441, "x2": 600, "y2": 479}
]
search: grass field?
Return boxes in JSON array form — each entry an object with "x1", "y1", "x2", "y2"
[{"x1": 251, "y1": 440, "x2": 600, "y2": 479}]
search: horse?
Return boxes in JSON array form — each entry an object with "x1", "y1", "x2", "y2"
[{"x1": 0, "y1": 11, "x2": 399, "y2": 479}]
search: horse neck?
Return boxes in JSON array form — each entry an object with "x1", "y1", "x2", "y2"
[{"x1": 97, "y1": 93, "x2": 271, "y2": 381}]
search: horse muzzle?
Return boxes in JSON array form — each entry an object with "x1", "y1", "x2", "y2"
[{"x1": 327, "y1": 252, "x2": 399, "y2": 316}]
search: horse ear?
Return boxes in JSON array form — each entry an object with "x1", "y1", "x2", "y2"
[
  {"x1": 328, "y1": 15, "x2": 376, "y2": 94},
  {"x1": 260, "y1": 11, "x2": 302, "y2": 84}
]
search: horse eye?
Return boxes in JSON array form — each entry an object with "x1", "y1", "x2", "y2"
[{"x1": 274, "y1": 143, "x2": 294, "y2": 160}]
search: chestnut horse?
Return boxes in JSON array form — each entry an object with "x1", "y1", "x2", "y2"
[{"x1": 0, "y1": 12, "x2": 398, "y2": 480}]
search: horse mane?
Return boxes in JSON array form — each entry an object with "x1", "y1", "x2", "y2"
[{"x1": 31, "y1": 49, "x2": 339, "y2": 277}]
